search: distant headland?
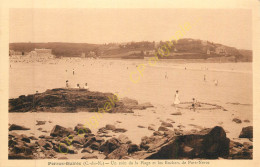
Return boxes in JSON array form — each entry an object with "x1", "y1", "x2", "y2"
[{"x1": 9, "y1": 38, "x2": 252, "y2": 62}]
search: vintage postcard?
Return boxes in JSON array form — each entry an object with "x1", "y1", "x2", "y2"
[{"x1": 0, "y1": 0, "x2": 259, "y2": 167}]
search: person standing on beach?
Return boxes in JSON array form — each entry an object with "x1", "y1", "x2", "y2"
[
  {"x1": 66, "y1": 80, "x2": 70, "y2": 88},
  {"x1": 73, "y1": 69, "x2": 75, "y2": 75},
  {"x1": 76, "y1": 84, "x2": 81, "y2": 89},
  {"x1": 214, "y1": 80, "x2": 218, "y2": 86},
  {"x1": 191, "y1": 98, "x2": 196, "y2": 112},
  {"x1": 204, "y1": 75, "x2": 206, "y2": 82},
  {"x1": 83, "y1": 83, "x2": 89, "y2": 90},
  {"x1": 165, "y1": 72, "x2": 168, "y2": 79},
  {"x1": 173, "y1": 90, "x2": 180, "y2": 110}
]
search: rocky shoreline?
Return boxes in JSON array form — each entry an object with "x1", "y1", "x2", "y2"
[
  {"x1": 8, "y1": 123, "x2": 253, "y2": 159},
  {"x1": 8, "y1": 88, "x2": 253, "y2": 159},
  {"x1": 9, "y1": 88, "x2": 153, "y2": 113}
]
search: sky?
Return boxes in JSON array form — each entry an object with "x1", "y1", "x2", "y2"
[{"x1": 9, "y1": 8, "x2": 252, "y2": 50}]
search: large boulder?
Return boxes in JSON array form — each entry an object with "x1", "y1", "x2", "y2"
[
  {"x1": 158, "y1": 126, "x2": 169, "y2": 132},
  {"x1": 128, "y1": 144, "x2": 139, "y2": 154},
  {"x1": 148, "y1": 126, "x2": 155, "y2": 131},
  {"x1": 8, "y1": 134, "x2": 37, "y2": 159},
  {"x1": 71, "y1": 135, "x2": 85, "y2": 145},
  {"x1": 161, "y1": 122, "x2": 173, "y2": 128},
  {"x1": 140, "y1": 135, "x2": 168, "y2": 151},
  {"x1": 239, "y1": 126, "x2": 253, "y2": 138},
  {"x1": 36, "y1": 120, "x2": 46, "y2": 125},
  {"x1": 83, "y1": 137, "x2": 96, "y2": 148},
  {"x1": 90, "y1": 142, "x2": 101, "y2": 150},
  {"x1": 74, "y1": 124, "x2": 91, "y2": 134},
  {"x1": 120, "y1": 97, "x2": 153, "y2": 110},
  {"x1": 9, "y1": 88, "x2": 134, "y2": 113},
  {"x1": 50, "y1": 125, "x2": 72, "y2": 137},
  {"x1": 229, "y1": 141, "x2": 253, "y2": 159},
  {"x1": 106, "y1": 144, "x2": 129, "y2": 159},
  {"x1": 9, "y1": 124, "x2": 30, "y2": 131},
  {"x1": 118, "y1": 134, "x2": 132, "y2": 144},
  {"x1": 36, "y1": 139, "x2": 53, "y2": 150},
  {"x1": 105, "y1": 124, "x2": 116, "y2": 131},
  {"x1": 53, "y1": 143, "x2": 76, "y2": 154},
  {"x1": 19, "y1": 135, "x2": 31, "y2": 143},
  {"x1": 201, "y1": 126, "x2": 230, "y2": 158},
  {"x1": 99, "y1": 138, "x2": 121, "y2": 155},
  {"x1": 232, "y1": 118, "x2": 242, "y2": 124},
  {"x1": 131, "y1": 126, "x2": 230, "y2": 159}
]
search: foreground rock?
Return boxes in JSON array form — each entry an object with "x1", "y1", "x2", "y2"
[
  {"x1": 171, "y1": 112, "x2": 182, "y2": 116},
  {"x1": 8, "y1": 133, "x2": 35, "y2": 159},
  {"x1": 229, "y1": 141, "x2": 253, "y2": 159},
  {"x1": 232, "y1": 118, "x2": 242, "y2": 124},
  {"x1": 36, "y1": 121, "x2": 46, "y2": 125},
  {"x1": 50, "y1": 125, "x2": 73, "y2": 137},
  {"x1": 9, "y1": 88, "x2": 152, "y2": 113},
  {"x1": 9, "y1": 124, "x2": 252, "y2": 159},
  {"x1": 130, "y1": 126, "x2": 230, "y2": 159},
  {"x1": 239, "y1": 126, "x2": 253, "y2": 138},
  {"x1": 120, "y1": 97, "x2": 153, "y2": 110},
  {"x1": 81, "y1": 155, "x2": 98, "y2": 159},
  {"x1": 9, "y1": 124, "x2": 30, "y2": 131}
]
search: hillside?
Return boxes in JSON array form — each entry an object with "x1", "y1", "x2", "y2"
[
  {"x1": 9, "y1": 39, "x2": 252, "y2": 62},
  {"x1": 9, "y1": 42, "x2": 99, "y2": 57}
]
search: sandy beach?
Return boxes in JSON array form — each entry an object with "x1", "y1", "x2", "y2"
[{"x1": 8, "y1": 58, "x2": 252, "y2": 159}]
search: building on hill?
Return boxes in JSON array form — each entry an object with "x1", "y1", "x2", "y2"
[
  {"x1": 81, "y1": 53, "x2": 86, "y2": 58},
  {"x1": 28, "y1": 48, "x2": 55, "y2": 59},
  {"x1": 9, "y1": 50, "x2": 22, "y2": 56},
  {"x1": 207, "y1": 55, "x2": 236, "y2": 62},
  {"x1": 87, "y1": 51, "x2": 96, "y2": 58},
  {"x1": 215, "y1": 46, "x2": 227, "y2": 56}
]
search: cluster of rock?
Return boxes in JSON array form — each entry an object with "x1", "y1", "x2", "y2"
[
  {"x1": 228, "y1": 126, "x2": 253, "y2": 159},
  {"x1": 8, "y1": 123, "x2": 253, "y2": 159},
  {"x1": 9, "y1": 88, "x2": 153, "y2": 113},
  {"x1": 8, "y1": 123, "x2": 133, "y2": 159}
]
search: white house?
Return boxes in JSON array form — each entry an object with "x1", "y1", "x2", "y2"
[{"x1": 29, "y1": 48, "x2": 55, "y2": 59}]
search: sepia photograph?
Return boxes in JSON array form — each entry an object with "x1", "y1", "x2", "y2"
[{"x1": 7, "y1": 8, "x2": 253, "y2": 161}]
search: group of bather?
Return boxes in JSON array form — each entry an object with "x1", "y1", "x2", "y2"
[{"x1": 65, "y1": 80, "x2": 89, "y2": 90}]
